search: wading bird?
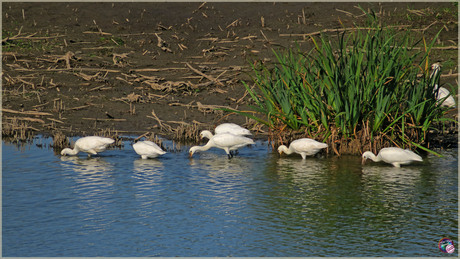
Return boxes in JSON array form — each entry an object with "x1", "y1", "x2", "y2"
[
  {"x1": 362, "y1": 147, "x2": 423, "y2": 167},
  {"x1": 277, "y1": 138, "x2": 328, "y2": 159},
  {"x1": 189, "y1": 133, "x2": 255, "y2": 159},
  {"x1": 133, "y1": 140, "x2": 166, "y2": 159},
  {"x1": 61, "y1": 136, "x2": 114, "y2": 157},
  {"x1": 214, "y1": 123, "x2": 252, "y2": 136},
  {"x1": 430, "y1": 62, "x2": 456, "y2": 108}
]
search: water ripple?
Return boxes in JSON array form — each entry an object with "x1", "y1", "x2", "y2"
[{"x1": 2, "y1": 139, "x2": 458, "y2": 257}]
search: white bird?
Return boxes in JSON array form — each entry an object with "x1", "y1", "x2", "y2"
[
  {"x1": 200, "y1": 123, "x2": 252, "y2": 156},
  {"x1": 133, "y1": 140, "x2": 166, "y2": 159},
  {"x1": 431, "y1": 63, "x2": 456, "y2": 108},
  {"x1": 200, "y1": 130, "x2": 216, "y2": 140},
  {"x1": 61, "y1": 136, "x2": 114, "y2": 157},
  {"x1": 277, "y1": 138, "x2": 328, "y2": 159},
  {"x1": 362, "y1": 147, "x2": 423, "y2": 167},
  {"x1": 189, "y1": 133, "x2": 255, "y2": 158},
  {"x1": 201, "y1": 130, "x2": 243, "y2": 156},
  {"x1": 214, "y1": 123, "x2": 252, "y2": 136}
]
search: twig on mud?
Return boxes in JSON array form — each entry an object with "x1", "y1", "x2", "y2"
[
  {"x1": 89, "y1": 85, "x2": 112, "y2": 91},
  {"x1": 412, "y1": 20, "x2": 439, "y2": 33},
  {"x1": 197, "y1": 37, "x2": 219, "y2": 42},
  {"x1": 81, "y1": 46, "x2": 116, "y2": 50},
  {"x1": 2, "y1": 32, "x2": 66, "y2": 43},
  {"x1": 83, "y1": 31, "x2": 112, "y2": 36},
  {"x1": 185, "y1": 62, "x2": 224, "y2": 86},
  {"x1": 32, "y1": 101, "x2": 50, "y2": 108},
  {"x1": 116, "y1": 76, "x2": 133, "y2": 85},
  {"x1": 82, "y1": 118, "x2": 127, "y2": 122},
  {"x1": 47, "y1": 118, "x2": 65, "y2": 124},
  {"x1": 131, "y1": 68, "x2": 187, "y2": 72},
  {"x1": 2, "y1": 108, "x2": 52, "y2": 116},
  {"x1": 68, "y1": 104, "x2": 94, "y2": 110},
  {"x1": 226, "y1": 19, "x2": 240, "y2": 28},
  {"x1": 197, "y1": 2, "x2": 207, "y2": 10},
  {"x1": 279, "y1": 25, "x2": 411, "y2": 39},
  {"x1": 75, "y1": 72, "x2": 102, "y2": 81},
  {"x1": 155, "y1": 33, "x2": 173, "y2": 53},
  {"x1": 12, "y1": 67, "x2": 121, "y2": 73},
  {"x1": 148, "y1": 109, "x2": 173, "y2": 132},
  {"x1": 5, "y1": 116, "x2": 45, "y2": 124},
  {"x1": 335, "y1": 8, "x2": 356, "y2": 17}
]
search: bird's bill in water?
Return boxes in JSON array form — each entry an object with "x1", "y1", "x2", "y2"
[
  {"x1": 361, "y1": 157, "x2": 366, "y2": 165},
  {"x1": 278, "y1": 150, "x2": 283, "y2": 156},
  {"x1": 189, "y1": 152, "x2": 193, "y2": 158}
]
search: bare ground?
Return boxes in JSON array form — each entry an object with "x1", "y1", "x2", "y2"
[{"x1": 2, "y1": 2, "x2": 458, "y2": 147}]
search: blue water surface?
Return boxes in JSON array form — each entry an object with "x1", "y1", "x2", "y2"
[{"x1": 2, "y1": 136, "x2": 458, "y2": 256}]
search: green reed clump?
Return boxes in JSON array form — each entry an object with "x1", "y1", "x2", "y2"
[{"x1": 230, "y1": 11, "x2": 453, "y2": 155}]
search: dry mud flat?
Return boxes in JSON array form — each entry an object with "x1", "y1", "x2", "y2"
[{"x1": 2, "y1": 2, "x2": 458, "y2": 146}]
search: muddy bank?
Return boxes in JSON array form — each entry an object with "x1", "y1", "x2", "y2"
[{"x1": 2, "y1": 2, "x2": 458, "y2": 148}]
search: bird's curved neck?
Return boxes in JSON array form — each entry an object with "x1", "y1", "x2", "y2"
[
  {"x1": 282, "y1": 146, "x2": 295, "y2": 155},
  {"x1": 369, "y1": 153, "x2": 380, "y2": 162},
  {"x1": 65, "y1": 147, "x2": 79, "y2": 155},
  {"x1": 198, "y1": 142, "x2": 213, "y2": 152}
]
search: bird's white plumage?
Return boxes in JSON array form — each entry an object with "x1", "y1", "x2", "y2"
[
  {"x1": 434, "y1": 86, "x2": 456, "y2": 108},
  {"x1": 362, "y1": 147, "x2": 423, "y2": 167},
  {"x1": 431, "y1": 62, "x2": 456, "y2": 108},
  {"x1": 133, "y1": 140, "x2": 166, "y2": 159},
  {"x1": 61, "y1": 136, "x2": 114, "y2": 156},
  {"x1": 214, "y1": 123, "x2": 251, "y2": 136},
  {"x1": 189, "y1": 133, "x2": 255, "y2": 158},
  {"x1": 200, "y1": 130, "x2": 215, "y2": 140},
  {"x1": 277, "y1": 138, "x2": 328, "y2": 159}
]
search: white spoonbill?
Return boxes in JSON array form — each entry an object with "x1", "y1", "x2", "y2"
[
  {"x1": 362, "y1": 147, "x2": 423, "y2": 167},
  {"x1": 200, "y1": 129, "x2": 253, "y2": 156},
  {"x1": 133, "y1": 140, "x2": 166, "y2": 159},
  {"x1": 189, "y1": 133, "x2": 255, "y2": 158},
  {"x1": 431, "y1": 63, "x2": 456, "y2": 108},
  {"x1": 214, "y1": 123, "x2": 251, "y2": 136},
  {"x1": 61, "y1": 136, "x2": 114, "y2": 157},
  {"x1": 277, "y1": 138, "x2": 328, "y2": 159}
]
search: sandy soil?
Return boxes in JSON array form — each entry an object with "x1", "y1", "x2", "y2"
[{"x1": 2, "y1": 2, "x2": 458, "y2": 142}]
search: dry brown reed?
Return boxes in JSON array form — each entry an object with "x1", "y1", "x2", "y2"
[
  {"x1": 51, "y1": 130, "x2": 69, "y2": 149},
  {"x1": 2, "y1": 117, "x2": 36, "y2": 142}
]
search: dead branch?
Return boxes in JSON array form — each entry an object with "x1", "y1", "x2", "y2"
[
  {"x1": 81, "y1": 118, "x2": 127, "y2": 121},
  {"x1": 280, "y1": 25, "x2": 411, "y2": 38},
  {"x1": 148, "y1": 109, "x2": 173, "y2": 132},
  {"x1": 68, "y1": 104, "x2": 93, "y2": 110},
  {"x1": 131, "y1": 68, "x2": 187, "y2": 72},
  {"x1": 155, "y1": 33, "x2": 173, "y2": 53},
  {"x1": 2, "y1": 108, "x2": 52, "y2": 116},
  {"x1": 185, "y1": 62, "x2": 224, "y2": 86},
  {"x1": 47, "y1": 118, "x2": 65, "y2": 124},
  {"x1": 2, "y1": 33, "x2": 66, "y2": 43},
  {"x1": 4, "y1": 116, "x2": 45, "y2": 123}
]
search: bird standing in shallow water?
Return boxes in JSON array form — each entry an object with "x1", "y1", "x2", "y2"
[
  {"x1": 189, "y1": 133, "x2": 255, "y2": 159},
  {"x1": 61, "y1": 136, "x2": 114, "y2": 157},
  {"x1": 362, "y1": 147, "x2": 423, "y2": 167},
  {"x1": 200, "y1": 123, "x2": 252, "y2": 156},
  {"x1": 277, "y1": 138, "x2": 328, "y2": 159},
  {"x1": 214, "y1": 123, "x2": 252, "y2": 136},
  {"x1": 133, "y1": 140, "x2": 166, "y2": 159}
]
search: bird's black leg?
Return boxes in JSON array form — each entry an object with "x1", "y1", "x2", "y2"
[{"x1": 227, "y1": 152, "x2": 233, "y2": 159}]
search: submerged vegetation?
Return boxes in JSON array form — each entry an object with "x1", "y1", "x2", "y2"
[{"x1": 228, "y1": 10, "x2": 456, "y2": 156}]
